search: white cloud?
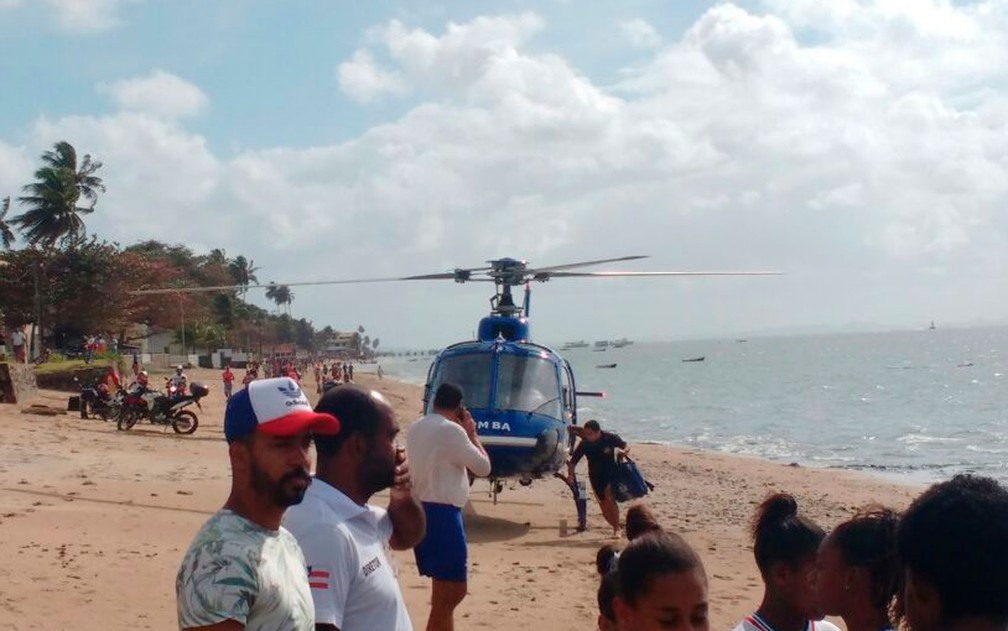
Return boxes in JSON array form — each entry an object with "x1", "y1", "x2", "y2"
[
  {"x1": 337, "y1": 50, "x2": 408, "y2": 103},
  {"x1": 100, "y1": 70, "x2": 209, "y2": 119},
  {"x1": 5, "y1": 4, "x2": 1008, "y2": 343},
  {"x1": 41, "y1": 0, "x2": 137, "y2": 33},
  {"x1": 620, "y1": 18, "x2": 662, "y2": 50}
]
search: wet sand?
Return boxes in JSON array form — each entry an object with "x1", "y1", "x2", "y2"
[{"x1": 0, "y1": 367, "x2": 921, "y2": 630}]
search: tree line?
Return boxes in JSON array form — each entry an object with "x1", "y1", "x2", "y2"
[{"x1": 0, "y1": 141, "x2": 378, "y2": 357}]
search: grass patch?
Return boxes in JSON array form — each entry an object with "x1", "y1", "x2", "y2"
[{"x1": 33, "y1": 359, "x2": 95, "y2": 375}]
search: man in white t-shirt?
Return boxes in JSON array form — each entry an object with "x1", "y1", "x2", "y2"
[
  {"x1": 175, "y1": 377, "x2": 341, "y2": 631},
  {"x1": 10, "y1": 329, "x2": 25, "y2": 363},
  {"x1": 408, "y1": 382, "x2": 491, "y2": 631},
  {"x1": 283, "y1": 385, "x2": 425, "y2": 631}
]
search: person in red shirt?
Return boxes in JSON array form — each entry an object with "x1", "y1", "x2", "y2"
[{"x1": 222, "y1": 364, "x2": 235, "y2": 400}]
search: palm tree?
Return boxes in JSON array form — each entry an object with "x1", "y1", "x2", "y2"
[
  {"x1": 0, "y1": 197, "x2": 15, "y2": 250},
  {"x1": 277, "y1": 285, "x2": 293, "y2": 314},
  {"x1": 12, "y1": 141, "x2": 105, "y2": 251},
  {"x1": 265, "y1": 283, "x2": 292, "y2": 314},
  {"x1": 228, "y1": 255, "x2": 260, "y2": 295}
]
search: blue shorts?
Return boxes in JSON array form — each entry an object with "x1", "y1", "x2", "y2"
[{"x1": 414, "y1": 502, "x2": 467, "y2": 582}]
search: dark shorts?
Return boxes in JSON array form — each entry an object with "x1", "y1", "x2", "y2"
[
  {"x1": 414, "y1": 502, "x2": 467, "y2": 582},
  {"x1": 589, "y1": 467, "x2": 615, "y2": 499}
]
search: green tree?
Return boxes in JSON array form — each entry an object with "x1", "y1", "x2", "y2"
[
  {"x1": 12, "y1": 141, "x2": 105, "y2": 251},
  {"x1": 227, "y1": 255, "x2": 260, "y2": 295},
  {"x1": 372, "y1": 337, "x2": 380, "y2": 351},
  {"x1": 0, "y1": 197, "x2": 15, "y2": 250}
]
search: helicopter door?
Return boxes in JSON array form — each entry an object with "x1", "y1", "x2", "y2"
[
  {"x1": 562, "y1": 359, "x2": 576, "y2": 425},
  {"x1": 494, "y1": 354, "x2": 562, "y2": 418}
]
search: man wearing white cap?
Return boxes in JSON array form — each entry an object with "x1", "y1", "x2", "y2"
[{"x1": 176, "y1": 377, "x2": 341, "y2": 631}]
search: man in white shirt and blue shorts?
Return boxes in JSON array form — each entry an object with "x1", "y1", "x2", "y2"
[{"x1": 408, "y1": 382, "x2": 492, "y2": 631}]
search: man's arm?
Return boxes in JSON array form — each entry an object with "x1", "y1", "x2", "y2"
[
  {"x1": 387, "y1": 448, "x2": 426, "y2": 550},
  {"x1": 455, "y1": 410, "x2": 491, "y2": 477},
  {"x1": 567, "y1": 440, "x2": 584, "y2": 479}
]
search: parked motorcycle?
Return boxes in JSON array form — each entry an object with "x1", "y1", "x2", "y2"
[
  {"x1": 75, "y1": 377, "x2": 125, "y2": 421},
  {"x1": 117, "y1": 382, "x2": 208, "y2": 434}
]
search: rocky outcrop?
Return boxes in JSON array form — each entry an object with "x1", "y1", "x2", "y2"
[{"x1": 0, "y1": 363, "x2": 37, "y2": 404}]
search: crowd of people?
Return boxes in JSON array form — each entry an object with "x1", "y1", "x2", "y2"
[
  {"x1": 171, "y1": 376, "x2": 1008, "y2": 631},
  {"x1": 591, "y1": 480, "x2": 1008, "y2": 631}
]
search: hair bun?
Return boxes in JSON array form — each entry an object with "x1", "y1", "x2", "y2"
[
  {"x1": 596, "y1": 544, "x2": 620, "y2": 575},
  {"x1": 756, "y1": 493, "x2": 799, "y2": 529}
]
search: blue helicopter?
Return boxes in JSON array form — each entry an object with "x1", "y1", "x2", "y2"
[{"x1": 134, "y1": 255, "x2": 778, "y2": 510}]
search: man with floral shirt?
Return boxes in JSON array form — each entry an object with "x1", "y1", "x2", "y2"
[{"x1": 175, "y1": 377, "x2": 341, "y2": 630}]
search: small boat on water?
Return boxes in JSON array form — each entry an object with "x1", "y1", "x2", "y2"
[
  {"x1": 682, "y1": 356, "x2": 705, "y2": 363},
  {"x1": 594, "y1": 340, "x2": 610, "y2": 349},
  {"x1": 612, "y1": 338, "x2": 633, "y2": 348},
  {"x1": 561, "y1": 340, "x2": 589, "y2": 350},
  {"x1": 596, "y1": 363, "x2": 617, "y2": 369}
]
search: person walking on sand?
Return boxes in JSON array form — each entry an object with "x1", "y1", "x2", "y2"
[
  {"x1": 283, "y1": 385, "x2": 425, "y2": 631},
  {"x1": 221, "y1": 364, "x2": 235, "y2": 401},
  {"x1": 565, "y1": 420, "x2": 628, "y2": 537},
  {"x1": 175, "y1": 377, "x2": 341, "y2": 631},
  {"x1": 408, "y1": 383, "x2": 491, "y2": 631}
]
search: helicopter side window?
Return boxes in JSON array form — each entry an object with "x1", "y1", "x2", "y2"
[
  {"x1": 495, "y1": 354, "x2": 562, "y2": 418},
  {"x1": 429, "y1": 354, "x2": 493, "y2": 410}
]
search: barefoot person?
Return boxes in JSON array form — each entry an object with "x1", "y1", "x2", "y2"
[
  {"x1": 408, "y1": 383, "x2": 491, "y2": 631},
  {"x1": 283, "y1": 385, "x2": 425, "y2": 631},
  {"x1": 175, "y1": 377, "x2": 341, "y2": 631},
  {"x1": 567, "y1": 420, "x2": 628, "y2": 537},
  {"x1": 897, "y1": 474, "x2": 1008, "y2": 631}
]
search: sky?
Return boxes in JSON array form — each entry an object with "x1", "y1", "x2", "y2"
[{"x1": 1, "y1": 0, "x2": 1006, "y2": 348}]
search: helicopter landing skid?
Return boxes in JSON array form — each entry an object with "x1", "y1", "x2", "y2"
[
  {"x1": 490, "y1": 479, "x2": 504, "y2": 504},
  {"x1": 554, "y1": 473, "x2": 588, "y2": 532}
]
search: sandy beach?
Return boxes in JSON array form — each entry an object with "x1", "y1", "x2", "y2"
[{"x1": 0, "y1": 367, "x2": 922, "y2": 630}]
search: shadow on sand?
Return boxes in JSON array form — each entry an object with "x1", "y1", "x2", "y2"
[{"x1": 464, "y1": 513, "x2": 531, "y2": 544}]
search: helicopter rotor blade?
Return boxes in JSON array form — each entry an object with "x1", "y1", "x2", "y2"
[
  {"x1": 525, "y1": 255, "x2": 649, "y2": 275},
  {"x1": 130, "y1": 274, "x2": 457, "y2": 295},
  {"x1": 538, "y1": 271, "x2": 784, "y2": 280}
]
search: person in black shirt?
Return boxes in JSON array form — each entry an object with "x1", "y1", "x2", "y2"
[{"x1": 566, "y1": 419, "x2": 628, "y2": 537}]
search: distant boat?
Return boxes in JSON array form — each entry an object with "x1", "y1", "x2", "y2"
[
  {"x1": 612, "y1": 338, "x2": 633, "y2": 348},
  {"x1": 596, "y1": 363, "x2": 617, "y2": 369},
  {"x1": 594, "y1": 340, "x2": 610, "y2": 348},
  {"x1": 561, "y1": 340, "x2": 589, "y2": 350},
  {"x1": 682, "y1": 356, "x2": 705, "y2": 363},
  {"x1": 736, "y1": 339, "x2": 748, "y2": 343},
  {"x1": 593, "y1": 347, "x2": 608, "y2": 352},
  {"x1": 929, "y1": 321, "x2": 936, "y2": 331}
]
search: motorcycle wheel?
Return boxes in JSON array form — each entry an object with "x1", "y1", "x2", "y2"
[
  {"x1": 117, "y1": 409, "x2": 139, "y2": 431},
  {"x1": 172, "y1": 410, "x2": 198, "y2": 435}
]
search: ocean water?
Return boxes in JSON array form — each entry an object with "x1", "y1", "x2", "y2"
[{"x1": 381, "y1": 327, "x2": 1008, "y2": 484}]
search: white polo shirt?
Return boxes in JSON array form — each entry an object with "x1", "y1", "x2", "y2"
[
  {"x1": 408, "y1": 413, "x2": 492, "y2": 508},
  {"x1": 282, "y1": 479, "x2": 412, "y2": 631}
]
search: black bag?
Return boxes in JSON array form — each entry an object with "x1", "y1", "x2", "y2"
[{"x1": 612, "y1": 458, "x2": 651, "y2": 502}]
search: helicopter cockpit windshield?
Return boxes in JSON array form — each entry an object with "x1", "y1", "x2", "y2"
[
  {"x1": 495, "y1": 354, "x2": 562, "y2": 419},
  {"x1": 430, "y1": 353, "x2": 493, "y2": 409}
]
